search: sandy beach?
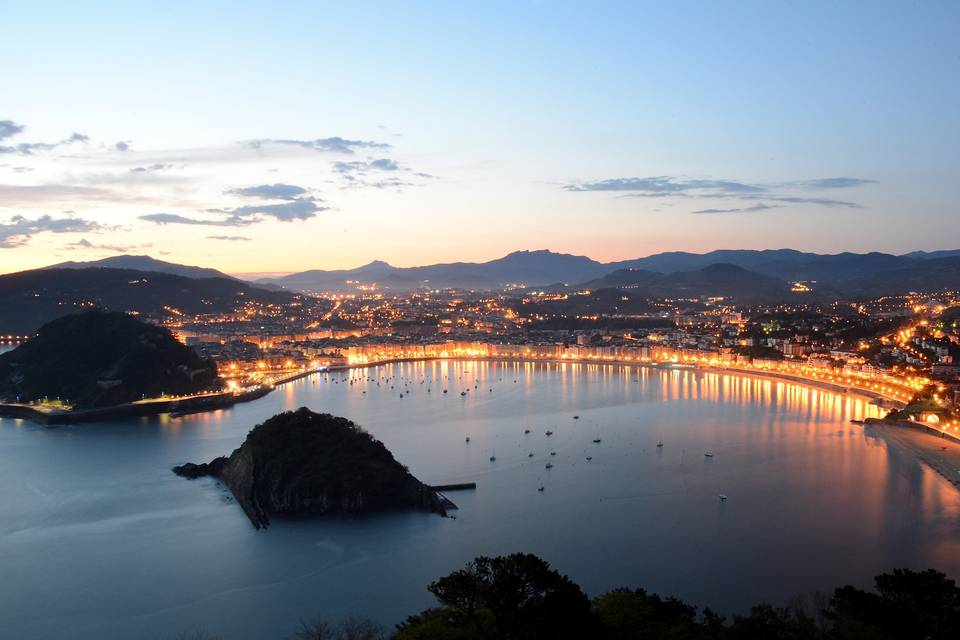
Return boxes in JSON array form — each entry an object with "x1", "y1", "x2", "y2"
[{"x1": 866, "y1": 421, "x2": 960, "y2": 489}]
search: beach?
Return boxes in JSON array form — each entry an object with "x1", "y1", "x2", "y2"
[{"x1": 866, "y1": 421, "x2": 960, "y2": 489}]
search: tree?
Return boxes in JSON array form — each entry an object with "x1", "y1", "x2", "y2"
[{"x1": 397, "y1": 553, "x2": 598, "y2": 640}]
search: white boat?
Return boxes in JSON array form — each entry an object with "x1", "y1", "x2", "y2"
[
  {"x1": 719, "y1": 494, "x2": 728, "y2": 501},
  {"x1": 704, "y1": 452, "x2": 714, "y2": 458}
]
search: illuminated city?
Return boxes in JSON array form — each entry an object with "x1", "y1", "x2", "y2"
[{"x1": 3, "y1": 3, "x2": 960, "y2": 639}]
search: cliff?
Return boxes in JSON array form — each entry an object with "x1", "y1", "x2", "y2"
[{"x1": 174, "y1": 408, "x2": 452, "y2": 528}]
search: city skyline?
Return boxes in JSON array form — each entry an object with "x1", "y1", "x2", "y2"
[{"x1": 2, "y1": 1, "x2": 958, "y2": 275}]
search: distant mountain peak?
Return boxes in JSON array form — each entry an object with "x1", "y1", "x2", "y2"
[{"x1": 44, "y1": 254, "x2": 235, "y2": 281}]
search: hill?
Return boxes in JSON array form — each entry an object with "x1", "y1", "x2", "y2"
[
  {"x1": 578, "y1": 263, "x2": 803, "y2": 303},
  {"x1": 0, "y1": 267, "x2": 294, "y2": 334},
  {"x1": 260, "y1": 250, "x2": 611, "y2": 292},
  {"x1": 45, "y1": 254, "x2": 235, "y2": 280},
  {"x1": 0, "y1": 311, "x2": 219, "y2": 408},
  {"x1": 174, "y1": 408, "x2": 451, "y2": 528}
]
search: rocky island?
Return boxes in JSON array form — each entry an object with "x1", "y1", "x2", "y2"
[
  {"x1": 174, "y1": 408, "x2": 453, "y2": 528},
  {"x1": 0, "y1": 310, "x2": 220, "y2": 409}
]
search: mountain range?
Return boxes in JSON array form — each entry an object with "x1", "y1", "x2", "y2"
[
  {"x1": 252, "y1": 248, "x2": 960, "y2": 297},
  {"x1": 2, "y1": 247, "x2": 958, "y2": 334}
]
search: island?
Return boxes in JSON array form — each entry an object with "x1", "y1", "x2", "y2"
[
  {"x1": 173, "y1": 407, "x2": 454, "y2": 528},
  {"x1": 0, "y1": 310, "x2": 220, "y2": 409}
]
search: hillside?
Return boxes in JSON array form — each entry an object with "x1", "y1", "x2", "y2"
[
  {"x1": 45, "y1": 255, "x2": 235, "y2": 280},
  {"x1": 260, "y1": 250, "x2": 611, "y2": 291},
  {"x1": 578, "y1": 263, "x2": 802, "y2": 303},
  {"x1": 0, "y1": 267, "x2": 294, "y2": 334},
  {"x1": 0, "y1": 311, "x2": 219, "y2": 408},
  {"x1": 174, "y1": 408, "x2": 450, "y2": 528}
]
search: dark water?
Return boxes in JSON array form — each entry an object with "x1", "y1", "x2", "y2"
[{"x1": 2, "y1": 361, "x2": 958, "y2": 639}]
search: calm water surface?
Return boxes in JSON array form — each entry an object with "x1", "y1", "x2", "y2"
[{"x1": 2, "y1": 360, "x2": 959, "y2": 639}]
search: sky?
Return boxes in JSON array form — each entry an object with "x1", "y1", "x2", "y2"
[{"x1": 1, "y1": 1, "x2": 958, "y2": 276}]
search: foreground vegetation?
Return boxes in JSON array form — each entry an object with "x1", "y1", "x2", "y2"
[{"x1": 182, "y1": 553, "x2": 960, "y2": 639}]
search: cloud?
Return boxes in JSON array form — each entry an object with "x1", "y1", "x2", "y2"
[
  {"x1": 225, "y1": 183, "x2": 308, "y2": 200},
  {"x1": 0, "y1": 120, "x2": 25, "y2": 141},
  {"x1": 0, "y1": 131, "x2": 90, "y2": 155},
  {"x1": 246, "y1": 137, "x2": 390, "y2": 154},
  {"x1": 139, "y1": 213, "x2": 251, "y2": 227},
  {"x1": 332, "y1": 158, "x2": 401, "y2": 176},
  {"x1": 565, "y1": 176, "x2": 766, "y2": 194},
  {"x1": 115, "y1": 141, "x2": 131, "y2": 152},
  {"x1": 0, "y1": 183, "x2": 118, "y2": 206},
  {"x1": 691, "y1": 203, "x2": 783, "y2": 214},
  {"x1": 207, "y1": 235, "x2": 251, "y2": 241},
  {"x1": 0, "y1": 214, "x2": 103, "y2": 248},
  {"x1": 569, "y1": 174, "x2": 873, "y2": 210},
  {"x1": 232, "y1": 197, "x2": 327, "y2": 221},
  {"x1": 129, "y1": 163, "x2": 175, "y2": 173},
  {"x1": 786, "y1": 177, "x2": 876, "y2": 190},
  {"x1": 63, "y1": 238, "x2": 145, "y2": 252},
  {"x1": 749, "y1": 195, "x2": 861, "y2": 208}
]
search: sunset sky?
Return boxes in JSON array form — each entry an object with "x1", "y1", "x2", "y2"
[{"x1": 2, "y1": 1, "x2": 958, "y2": 276}]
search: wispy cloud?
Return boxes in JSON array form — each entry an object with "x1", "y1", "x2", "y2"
[
  {"x1": 232, "y1": 197, "x2": 327, "y2": 221},
  {"x1": 138, "y1": 213, "x2": 251, "y2": 227},
  {"x1": 206, "y1": 235, "x2": 251, "y2": 242},
  {"x1": 333, "y1": 158, "x2": 401, "y2": 176},
  {"x1": 0, "y1": 132, "x2": 89, "y2": 155},
  {"x1": 1, "y1": 214, "x2": 103, "y2": 248},
  {"x1": 225, "y1": 183, "x2": 308, "y2": 200},
  {"x1": 245, "y1": 137, "x2": 390, "y2": 154},
  {"x1": 566, "y1": 174, "x2": 874, "y2": 212},
  {"x1": 564, "y1": 176, "x2": 766, "y2": 194},
  {"x1": 691, "y1": 203, "x2": 782, "y2": 214},
  {"x1": 752, "y1": 195, "x2": 860, "y2": 208},
  {"x1": 0, "y1": 120, "x2": 25, "y2": 141},
  {"x1": 782, "y1": 177, "x2": 876, "y2": 190},
  {"x1": 63, "y1": 238, "x2": 146, "y2": 252},
  {"x1": 129, "y1": 163, "x2": 175, "y2": 173}
]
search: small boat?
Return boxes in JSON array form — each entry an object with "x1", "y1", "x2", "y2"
[
  {"x1": 524, "y1": 429, "x2": 531, "y2": 434},
  {"x1": 656, "y1": 440, "x2": 663, "y2": 448},
  {"x1": 586, "y1": 456, "x2": 592, "y2": 461},
  {"x1": 489, "y1": 456, "x2": 496, "y2": 462},
  {"x1": 528, "y1": 452, "x2": 534, "y2": 457},
  {"x1": 545, "y1": 430, "x2": 554, "y2": 436},
  {"x1": 443, "y1": 389, "x2": 448, "y2": 394},
  {"x1": 550, "y1": 451, "x2": 556, "y2": 456},
  {"x1": 704, "y1": 452, "x2": 714, "y2": 458},
  {"x1": 460, "y1": 391, "x2": 467, "y2": 397},
  {"x1": 538, "y1": 486, "x2": 545, "y2": 492},
  {"x1": 545, "y1": 462, "x2": 553, "y2": 469},
  {"x1": 719, "y1": 494, "x2": 728, "y2": 501},
  {"x1": 465, "y1": 437, "x2": 470, "y2": 443},
  {"x1": 593, "y1": 438, "x2": 602, "y2": 444},
  {"x1": 573, "y1": 415, "x2": 580, "y2": 420}
]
